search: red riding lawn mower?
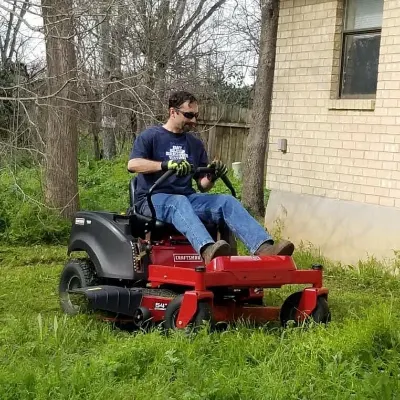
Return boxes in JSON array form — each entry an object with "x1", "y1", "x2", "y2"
[{"x1": 59, "y1": 167, "x2": 330, "y2": 331}]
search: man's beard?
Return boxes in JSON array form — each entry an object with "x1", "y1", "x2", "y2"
[{"x1": 182, "y1": 122, "x2": 195, "y2": 132}]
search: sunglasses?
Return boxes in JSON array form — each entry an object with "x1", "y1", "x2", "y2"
[{"x1": 174, "y1": 108, "x2": 199, "y2": 120}]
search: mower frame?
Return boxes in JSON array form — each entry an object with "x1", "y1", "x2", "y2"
[{"x1": 60, "y1": 167, "x2": 330, "y2": 330}]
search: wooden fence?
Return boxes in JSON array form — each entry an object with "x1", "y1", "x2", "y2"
[{"x1": 195, "y1": 104, "x2": 251, "y2": 166}]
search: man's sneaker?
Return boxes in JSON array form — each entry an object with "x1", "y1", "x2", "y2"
[
  {"x1": 254, "y1": 240, "x2": 295, "y2": 256},
  {"x1": 201, "y1": 240, "x2": 231, "y2": 264}
]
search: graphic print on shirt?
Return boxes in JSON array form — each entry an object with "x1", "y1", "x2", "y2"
[{"x1": 166, "y1": 145, "x2": 189, "y2": 161}]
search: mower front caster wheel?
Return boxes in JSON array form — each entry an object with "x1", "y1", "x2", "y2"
[
  {"x1": 164, "y1": 294, "x2": 213, "y2": 331},
  {"x1": 280, "y1": 291, "x2": 331, "y2": 327}
]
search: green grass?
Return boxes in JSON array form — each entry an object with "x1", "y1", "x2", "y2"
[
  {"x1": 1, "y1": 245, "x2": 400, "y2": 399},
  {"x1": 0, "y1": 156, "x2": 248, "y2": 246},
  {"x1": 1, "y1": 154, "x2": 399, "y2": 398}
]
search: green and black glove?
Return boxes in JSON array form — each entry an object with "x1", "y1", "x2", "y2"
[
  {"x1": 161, "y1": 159, "x2": 191, "y2": 176},
  {"x1": 207, "y1": 159, "x2": 228, "y2": 181}
]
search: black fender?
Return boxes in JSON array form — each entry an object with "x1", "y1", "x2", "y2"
[{"x1": 68, "y1": 211, "x2": 135, "y2": 280}]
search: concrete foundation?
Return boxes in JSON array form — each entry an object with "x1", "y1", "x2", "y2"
[{"x1": 265, "y1": 190, "x2": 400, "y2": 265}]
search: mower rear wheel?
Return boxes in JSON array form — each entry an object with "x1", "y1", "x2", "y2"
[
  {"x1": 59, "y1": 259, "x2": 97, "y2": 315},
  {"x1": 280, "y1": 291, "x2": 330, "y2": 327},
  {"x1": 164, "y1": 294, "x2": 213, "y2": 331}
]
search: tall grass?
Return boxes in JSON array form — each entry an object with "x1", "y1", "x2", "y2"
[
  {"x1": 1, "y1": 244, "x2": 400, "y2": 399},
  {"x1": 0, "y1": 157, "x2": 245, "y2": 245},
  {"x1": 2, "y1": 156, "x2": 400, "y2": 399}
]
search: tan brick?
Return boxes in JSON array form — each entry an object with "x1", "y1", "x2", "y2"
[
  {"x1": 350, "y1": 150, "x2": 365, "y2": 159},
  {"x1": 339, "y1": 174, "x2": 353, "y2": 184},
  {"x1": 378, "y1": 152, "x2": 395, "y2": 161},
  {"x1": 324, "y1": 147, "x2": 338, "y2": 156},
  {"x1": 352, "y1": 193, "x2": 366, "y2": 203},
  {"x1": 362, "y1": 186, "x2": 376, "y2": 196},
  {"x1": 374, "y1": 187, "x2": 390, "y2": 197},
  {"x1": 338, "y1": 191, "x2": 352, "y2": 201},
  {"x1": 389, "y1": 188, "x2": 400, "y2": 199},
  {"x1": 364, "y1": 151, "x2": 380, "y2": 160},
  {"x1": 355, "y1": 141, "x2": 371, "y2": 151},
  {"x1": 382, "y1": 161, "x2": 397, "y2": 170},
  {"x1": 301, "y1": 185, "x2": 314, "y2": 195},
  {"x1": 353, "y1": 176, "x2": 367, "y2": 185},
  {"x1": 342, "y1": 141, "x2": 355, "y2": 150},
  {"x1": 361, "y1": 169, "x2": 378, "y2": 178},
  {"x1": 267, "y1": 0, "x2": 400, "y2": 208},
  {"x1": 379, "y1": 197, "x2": 395, "y2": 207},
  {"x1": 313, "y1": 187, "x2": 327, "y2": 196},
  {"x1": 366, "y1": 195, "x2": 381, "y2": 204},
  {"x1": 381, "y1": 177, "x2": 394, "y2": 187}
]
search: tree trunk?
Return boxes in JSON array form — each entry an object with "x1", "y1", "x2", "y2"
[
  {"x1": 41, "y1": 0, "x2": 79, "y2": 219},
  {"x1": 153, "y1": 61, "x2": 168, "y2": 120},
  {"x1": 241, "y1": 0, "x2": 280, "y2": 218},
  {"x1": 82, "y1": 76, "x2": 102, "y2": 160},
  {"x1": 90, "y1": 97, "x2": 101, "y2": 160},
  {"x1": 99, "y1": 5, "x2": 117, "y2": 159},
  {"x1": 136, "y1": 61, "x2": 156, "y2": 135},
  {"x1": 152, "y1": 0, "x2": 170, "y2": 119}
]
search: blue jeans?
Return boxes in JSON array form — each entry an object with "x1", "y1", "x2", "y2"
[{"x1": 139, "y1": 193, "x2": 272, "y2": 254}]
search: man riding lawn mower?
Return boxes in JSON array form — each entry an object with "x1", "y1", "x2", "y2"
[
  {"x1": 58, "y1": 91, "x2": 330, "y2": 331},
  {"x1": 127, "y1": 90, "x2": 295, "y2": 262}
]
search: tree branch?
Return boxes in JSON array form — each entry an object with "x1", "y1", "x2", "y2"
[
  {"x1": 176, "y1": 0, "x2": 227, "y2": 53},
  {"x1": 8, "y1": 0, "x2": 30, "y2": 60},
  {"x1": 175, "y1": 0, "x2": 207, "y2": 43},
  {"x1": 3, "y1": 0, "x2": 17, "y2": 62},
  {"x1": 0, "y1": 1, "x2": 40, "y2": 32},
  {"x1": 169, "y1": 0, "x2": 186, "y2": 38}
]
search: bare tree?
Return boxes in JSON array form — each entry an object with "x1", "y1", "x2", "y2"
[
  {"x1": 1, "y1": 0, "x2": 263, "y2": 167},
  {"x1": 41, "y1": 0, "x2": 79, "y2": 218},
  {"x1": 0, "y1": 1, "x2": 47, "y2": 167},
  {"x1": 0, "y1": 0, "x2": 30, "y2": 64},
  {"x1": 231, "y1": 0, "x2": 261, "y2": 56},
  {"x1": 126, "y1": 0, "x2": 228, "y2": 131},
  {"x1": 241, "y1": 0, "x2": 279, "y2": 218},
  {"x1": 99, "y1": 1, "x2": 117, "y2": 159}
]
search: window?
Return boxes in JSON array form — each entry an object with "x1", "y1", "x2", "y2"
[{"x1": 340, "y1": 0, "x2": 384, "y2": 98}]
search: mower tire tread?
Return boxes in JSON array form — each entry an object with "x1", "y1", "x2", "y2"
[
  {"x1": 280, "y1": 291, "x2": 330, "y2": 327},
  {"x1": 59, "y1": 258, "x2": 98, "y2": 315},
  {"x1": 164, "y1": 294, "x2": 213, "y2": 331},
  {"x1": 311, "y1": 295, "x2": 331, "y2": 324}
]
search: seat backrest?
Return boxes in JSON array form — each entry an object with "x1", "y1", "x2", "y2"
[{"x1": 129, "y1": 177, "x2": 136, "y2": 208}]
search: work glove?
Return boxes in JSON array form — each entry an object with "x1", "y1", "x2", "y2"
[
  {"x1": 161, "y1": 159, "x2": 191, "y2": 176},
  {"x1": 207, "y1": 159, "x2": 228, "y2": 181}
]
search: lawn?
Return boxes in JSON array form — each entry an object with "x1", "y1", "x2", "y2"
[{"x1": 1, "y1": 245, "x2": 400, "y2": 399}]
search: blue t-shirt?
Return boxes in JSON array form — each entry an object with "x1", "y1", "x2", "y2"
[{"x1": 129, "y1": 125, "x2": 208, "y2": 207}]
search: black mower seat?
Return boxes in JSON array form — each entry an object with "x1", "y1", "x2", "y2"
[
  {"x1": 128, "y1": 177, "x2": 167, "y2": 228},
  {"x1": 128, "y1": 178, "x2": 218, "y2": 237}
]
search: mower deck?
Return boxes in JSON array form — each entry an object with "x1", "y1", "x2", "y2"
[{"x1": 70, "y1": 255, "x2": 328, "y2": 329}]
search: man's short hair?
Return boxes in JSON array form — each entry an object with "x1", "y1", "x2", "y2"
[{"x1": 168, "y1": 91, "x2": 197, "y2": 109}]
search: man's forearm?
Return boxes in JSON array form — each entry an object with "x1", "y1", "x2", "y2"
[{"x1": 127, "y1": 158, "x2": 162, "y2": 173}]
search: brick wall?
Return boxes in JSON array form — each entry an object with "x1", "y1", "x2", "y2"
[{"x1": 267, "y1": 0, "x2": 400, "y2": 208}]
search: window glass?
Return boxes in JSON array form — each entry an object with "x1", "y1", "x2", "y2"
[
  {"x1": 345, "y1": 0, "x2": 384, "y2": 30},
  {"x1": 341, "y1": 32, "x2": 381, "y2": 97}
]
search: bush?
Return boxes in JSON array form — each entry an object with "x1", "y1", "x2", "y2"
[
  {"x1": 0, "y1": 168, "x2": 70, "y2": 244},
  {"x1": 0, "y1": 156, "x2": 254, "y2": 245}
]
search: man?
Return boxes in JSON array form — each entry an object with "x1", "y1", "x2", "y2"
[{"x1": 127, "y1": 91, "x2": 294, "y2": 264}]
